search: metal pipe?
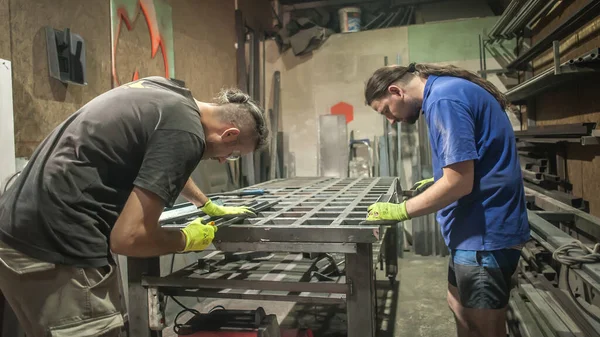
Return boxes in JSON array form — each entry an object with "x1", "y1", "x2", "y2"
[
  {"x1": 489, "y1": 0, "x2": 524, "y2": 37},
  {"x1": 526, "y1": 0, "x2": 559, "y2": 31},
  {"x1": 507, "y1": 0, "x2": 600, "y2": 70}
]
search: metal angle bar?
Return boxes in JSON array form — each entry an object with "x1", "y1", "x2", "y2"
[
  {"x1": 522, "y1": 272, "x2": 600, "y2": 337},
  {"x1": 514, "y1": 123, "x2": 595, "y2": 137},
  {"x1": 330, "y1": 178, "x2": 389, "y2": 227},
  {"x1": 142, "y1": 276, "x2": 350, "y2": 294},
  {"x1": 213, "y1": 225, "x2": 380, "y2": 243},
  {"x1": 533, "y1": 211, "x2": 575, "y2": 223},
  {"x1": 249, "y1": 178, "x2": 344, "y2": 226},
  {"x1": 526, "y1": 187, "x2": 600, "y2": 240},
  {"x1": 507, "y1": 0, "x2": 600, "y2": 70},
  {"x1": 526, "y1": 0, "x2": 559, "y2": 31},
  {"x1": 214, "y1": 242, "x2": 358, "y2": 253},
  {"x1": 269, "y1": 71, "x2": 281, "y2": 180},
  {"x1": 508, "y1": 296, "x2": 545, "y2": 337},
  {"x1": 160, "y1": 288, "x2": 346, "y2": 304},
  {"x1": 519, "y1": 283, "x2": 576, "y2": 337},
  {"x1": 489, "y1": 0, "x2": 522, "y2": 37}
]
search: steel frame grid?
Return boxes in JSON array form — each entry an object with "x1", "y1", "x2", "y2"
[
  {"x1": 159, "y1": 176, "x2": 399, "y2": 246},
  {"x1": 127, "y1": 177, "x2": 400, "y2": 337}
]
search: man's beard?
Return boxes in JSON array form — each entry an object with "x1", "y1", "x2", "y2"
[{"x1": 404, "y1": 107, "x2": 422, "y2": 125}]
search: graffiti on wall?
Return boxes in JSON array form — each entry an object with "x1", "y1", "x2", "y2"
[{"x1": 110, "y1": 0, "x2": 175, "y2": 87}]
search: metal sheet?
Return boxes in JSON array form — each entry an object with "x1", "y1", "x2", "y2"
[
  {"x1": 0, "y1": 59, "x2": 15, "y2": 195},
  {"x1": 318, "y1": 114, "x2": 348, "y2": 178}
]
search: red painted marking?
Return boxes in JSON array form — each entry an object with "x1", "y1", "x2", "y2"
[
  {"x1": 112, "y1": 1, "x2": 170, "y2": 86},
  {"x1": 330, "y1": 102, "x2": 354, "y2": 123}
]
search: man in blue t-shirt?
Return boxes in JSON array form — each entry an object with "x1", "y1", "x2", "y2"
[{"x1": 364, "y1": 63, "x2": 529, "y2": 337}]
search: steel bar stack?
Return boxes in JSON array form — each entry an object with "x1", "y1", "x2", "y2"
[{"x1": 508, "y1": 188, "x2": 600, "y2": 337}]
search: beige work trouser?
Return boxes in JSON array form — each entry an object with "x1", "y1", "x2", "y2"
[{"x1": 0, "y1": 240, "x2": 124, "y2": 337}]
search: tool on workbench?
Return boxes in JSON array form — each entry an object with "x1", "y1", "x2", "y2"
[
  {"x1": 174, "y1": 306, "x2": 279, "y2": 336},
  {"x1": 207, "y1": 189, "x2": 270, "y2": 198},
  {"x1": 174, "y1": 305, "x2": 314, "y2": 337}
]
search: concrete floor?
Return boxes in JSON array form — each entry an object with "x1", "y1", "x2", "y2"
[{"x1": 163, "y1": 252, "x2": 456, "y2": 337}]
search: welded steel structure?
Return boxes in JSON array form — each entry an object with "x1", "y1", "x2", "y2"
[{"x1": 127, "y1": 177, "x2": 402, "y2": 337}]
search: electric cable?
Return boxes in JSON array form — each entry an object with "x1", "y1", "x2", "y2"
[{"x1": 552, "y1": 240, "x2": 600, "y2": 324}]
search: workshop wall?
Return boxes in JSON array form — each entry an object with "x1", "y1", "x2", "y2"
[
  {"x1": 414, "y1": 0, "x2": 495, "y2": 24},
  {"x1": 9, "y1": 0, "x2": 111, "y2": 157},
  {"x1": 530, "y1": 0, "x2": 600, "y2": 217},
  {"x1": 0, "y1": 0, "x2": 9, "y2": 60},
  {"x1": 266, "y1": 16, "x2": 507, "y2": 178},
  {"x1": 5, "y1": 0, "x2": 243, "y2": 159}
]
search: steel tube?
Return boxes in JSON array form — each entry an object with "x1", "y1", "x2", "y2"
[
  {"x1": 142, "y1": 276, "x2": 349, "y2": 294},
  {"x1": 160, "y1": 288, "x2": 346, "y2": 304},
  {"x1": 508, "y1": 0, "x2": 600, "y2": 70}
]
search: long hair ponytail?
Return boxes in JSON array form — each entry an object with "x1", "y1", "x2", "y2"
[{"x1": 364, "y1": 63, "x2": 509, "y2": 110}]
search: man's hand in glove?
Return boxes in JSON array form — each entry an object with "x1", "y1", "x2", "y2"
[
  {"x1": 201, "y1": 199, "x2": 256, "y2": 218},
  {"x1": 180, "y1": 218, "x2": 217, "y2": 252},
  {"x1": 411, "y1": 177, "x2": 434, "y2": 195},
  {"x1": 366, "y1": 202, "x2": 410, "y2": 222}
]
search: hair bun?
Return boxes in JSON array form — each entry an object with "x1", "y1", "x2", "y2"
[{"x1": 226, "y1": 90, "x2": 250, "y2": 104}]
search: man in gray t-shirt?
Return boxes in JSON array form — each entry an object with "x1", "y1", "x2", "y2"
[{"x1": 0, "y1": 77, "x2": 268, "y2": 337}]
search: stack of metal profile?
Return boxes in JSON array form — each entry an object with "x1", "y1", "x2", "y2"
[{"x1": 509, "y1": 189, "x2": 600, "y2": 337}]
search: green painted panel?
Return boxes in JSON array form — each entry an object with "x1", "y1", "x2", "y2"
[{"x1": 408, "y1": 17, "x2": 499, "y2": 63}]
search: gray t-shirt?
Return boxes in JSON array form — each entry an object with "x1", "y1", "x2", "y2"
[{"x1": 0, "y1": 77, "x2": 205, "y2": 267}]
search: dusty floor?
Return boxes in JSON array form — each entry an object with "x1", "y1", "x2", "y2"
[{"x1": 163, "y1": 252, "x2": 456, "y2": 337}]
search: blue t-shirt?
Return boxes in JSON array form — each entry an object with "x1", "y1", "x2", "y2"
[{"x1": 422, "y1": 75, "x2": 530, "y2": 251}]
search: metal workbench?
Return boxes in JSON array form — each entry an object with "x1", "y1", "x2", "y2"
[{"x1": 127, "y1": 177, "x2": 401, "y2": 337}]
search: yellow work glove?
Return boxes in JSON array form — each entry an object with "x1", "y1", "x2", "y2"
[
  {"x1": 410, "y1": 177, "x2": 434, "y2": 194},
  {"x1": 180, "y1": 218, "x2": 217, "y2": 252},
  {"x1": 366, "y1": 201, "x2": 410, "y2": 222},
  {"x1": 201, "y1": 199, "x2": 256, "y2": 218}
]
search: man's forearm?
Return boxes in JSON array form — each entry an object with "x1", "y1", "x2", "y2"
[
  {"x1": 405, "y1": 177, "x2": 466, "y2": 218},
  {"x1": 129, "y1": 228, "x2": 186, "y2": 257},
  {"x1": 181, "y1": 178, "x2": 209, "y2": 207},
  {"x1": 111, "y1": 222, "x2": 186, "y2": 257}
]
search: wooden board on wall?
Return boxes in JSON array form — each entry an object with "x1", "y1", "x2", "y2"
[
  {"x1": 0, "y1": 0, "x2": 9, "y2": 60},
  {"x1": 531, "y1": 0, "x2": 600, "y2": 218},
  {"x1": 9, "y1": 0, "x2": 244, "y2": 157},
  {"x1": 532, "y1": 0, "x2": 600, "y2": 74},
  {"x1": 9, "y1": 0, "x2": 111, "y2": 157},
  {"x1": 172, "y1": 0, "x2": 237, "y2": 100}
]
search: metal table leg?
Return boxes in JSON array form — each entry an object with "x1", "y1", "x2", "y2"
[
  {"x1": 346, "y1": 243, "x2": 376, "y2": 337},
  {"x1": 127, "y1": 256, "x2": 161, "y2": 337}
]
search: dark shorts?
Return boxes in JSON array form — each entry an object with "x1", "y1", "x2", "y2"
[{"x1": 448, "y1": 248, "x2": 521, "y2": 309}]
